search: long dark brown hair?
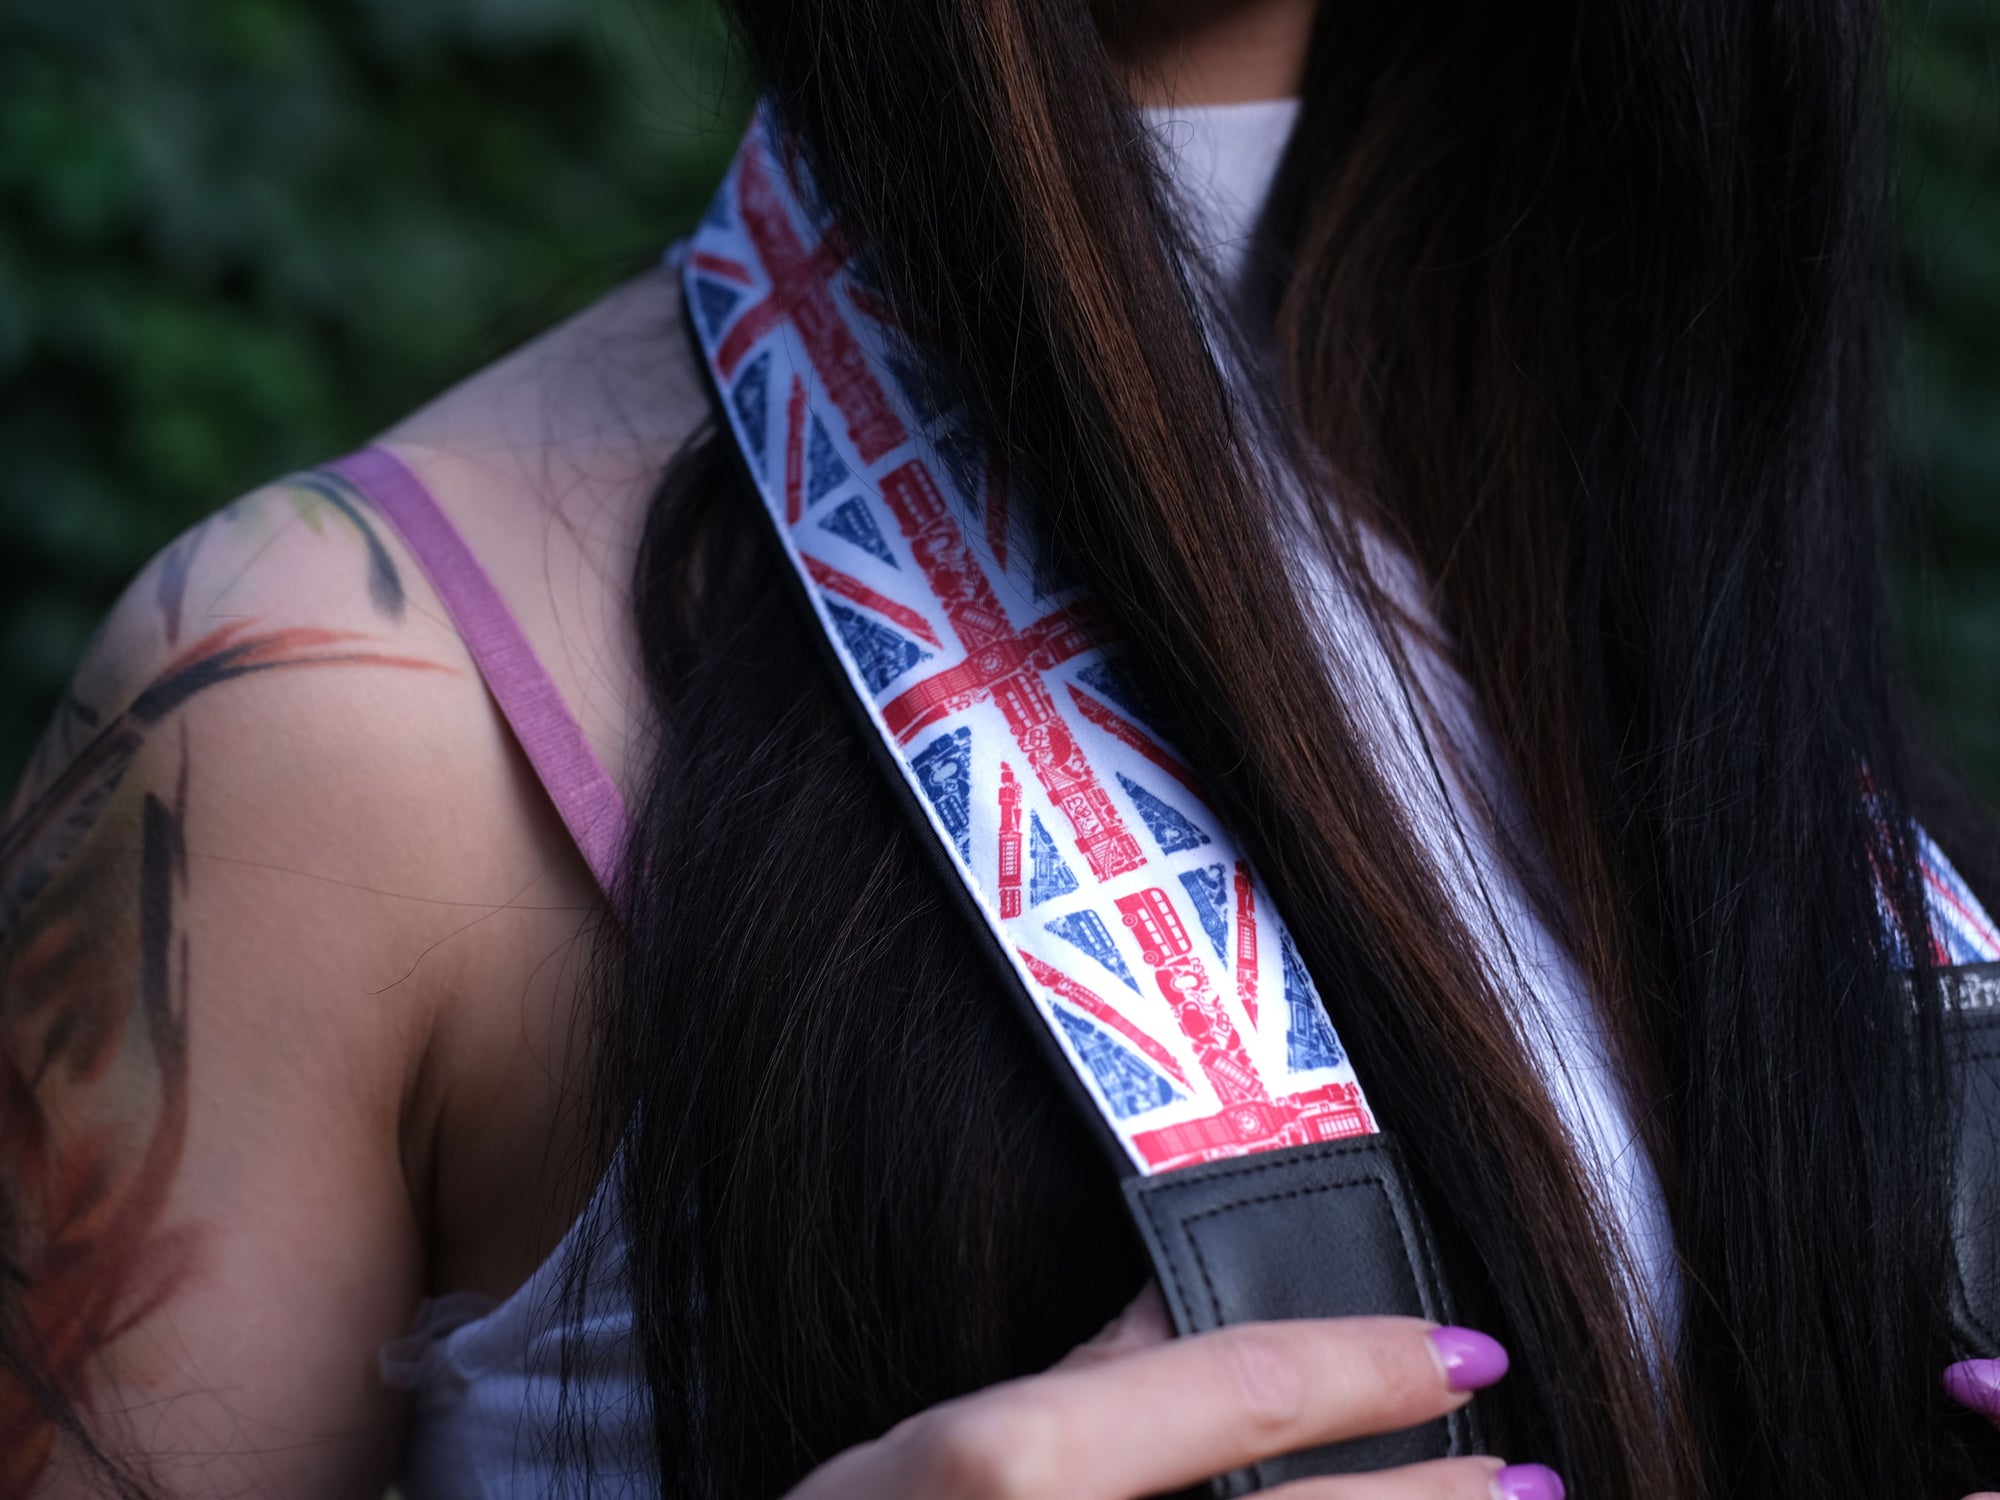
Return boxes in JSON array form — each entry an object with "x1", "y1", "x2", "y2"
[{"x1": 584, "y1": 0, "x2": 2000, "y2": 1495}]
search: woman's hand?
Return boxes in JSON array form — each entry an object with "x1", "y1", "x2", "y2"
[
  {"x1": 785, "y1": 1285, "x2": 1562, "y2": 1499},
  {"x1": 1946, "y1": 1360, "x2": 2000, "y2": 1500}
]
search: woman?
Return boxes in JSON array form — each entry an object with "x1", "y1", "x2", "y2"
[{"x1": 7, "y1": 0, "x2": 2000, "y2": 1495}]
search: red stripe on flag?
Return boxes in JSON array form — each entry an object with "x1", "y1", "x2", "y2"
[
  {"x1": 1066, "y1": 684, "x2": 1206, "y2": 802},
  {"x1": 1925, "y1": 863, "x2": 2000, "y2": 956},
  {"x1": 718, "y1": 146, "x2": 907, "y2": 462},
  {"x1": 689, "y1": 250, "x2": 754, "y2": 285},
  {"x1": 876, "y1": 460, "x2": 1145, "y2": 881},
  {"x1": 784, "y1": 376, "x2": 807, "y2": 524},
  {"x1": 803, "y1": 556, "x2": 942, "y2": 648},
  {"x1": 845, "y1": 282, "x2": 900, "y2": 329},
  {"x1": 1019, "y1": 950, "x2": 1189, "y2": 1089}
]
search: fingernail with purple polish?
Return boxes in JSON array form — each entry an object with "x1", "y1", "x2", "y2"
[
  {"x1": 1945, "y1": 1360, "x2": 2000, "y2": 1418},
  {"x1": 1427, "y1": 1326, "x2": 1510, "y2": 1392},
  {"x1": 1491, "y1": 1462, "x2": 1565, "y2": 1500}
]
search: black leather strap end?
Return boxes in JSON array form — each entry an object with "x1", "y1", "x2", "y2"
[
  {"x1": 1121, "y1": 1134, "x2": 1481, "y2": 1495},
  {"x1": 1947, "y1": 965, "x2": 2000, "y2": 1355}
]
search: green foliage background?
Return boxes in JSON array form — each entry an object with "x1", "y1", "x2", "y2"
[
  {"x1": 0, "y1": 0, "x2": 746, "y2": 779},
  {"x1": 2, "y1": 0, "x2": 1999, "y2": 797},
  {"x1": 1900, "y1": 1, "x2": 2000, "y2": 795}
]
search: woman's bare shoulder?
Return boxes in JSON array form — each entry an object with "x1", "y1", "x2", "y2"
[
  {"x1": 364, "y1": 260, "x2": 715, "y2": 1297},
  {"x1": 0, "y1": 264, "x2": 705, "y2": 1492},
  {"x1": 376, "y1": 259, "x2": 710, "y2": 799},
  {"x1": 0, "y1": 466, "x2": 498, "y2": 1492}
]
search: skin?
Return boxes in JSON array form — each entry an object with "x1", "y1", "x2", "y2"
[
  {"x1": 0, "y1": 3, "x2": 1993, "y2": 1496},
  {"x1": 1103, "y1": 0, "x2": 1317, "y2": 104}
]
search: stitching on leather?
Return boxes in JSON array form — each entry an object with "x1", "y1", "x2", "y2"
[
  {"x1": 1179, "y1": 1177, "x2": 1392, "y2": 1318},
  {"x1": 1151, "y1": 1138, "x2": 1385, "y2": 1194},
  {"x1": 1392, "y1": 1160, "x2": 1472, "y2": 1456},
  {"x1": 1389, "y1": 1154, "x2": 1469, "y2": 1456},
  {"x1": 1951, "y1": 1043, "x2": 2000, "y2": 1350},
  {"x1": 1180, "y1": 1175, "x2": 1390, "y2": 1230},
  {"x1": 1133, "y1": 1189, "x2": 1260, "y2": 1500},
  {"x1": 1179, "y1": 1176, "x2": 1388, "y2": 1491},
  {"x1": 1134, "y1": 1184, "x2": 1204, "y2": 1355},
  {"x1": 1176, "y1": 1169, "x2": 1462, "y2": 1483},
  {"x1": 1134, "y1": 1141, "x2": 1467, "y2": 1474}
]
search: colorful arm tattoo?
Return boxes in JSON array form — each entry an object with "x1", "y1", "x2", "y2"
[
  {"x1": 14, "y1": 471, "x2": 412, "y2": 813},
  {"x1": 0, "y1": 478, "x2": 447, "y2": 1494}
]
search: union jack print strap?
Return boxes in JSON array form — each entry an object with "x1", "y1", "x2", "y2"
[
  {"x1": 684, "y1": 108, "x2": 1374, "y2": 1176},
  {"x1": 682, "y1": 107, "x2": 2000, "y2": 1178},
  {"x1": 1918, "y1": 828, "x2": 2000, "y2": 966}
]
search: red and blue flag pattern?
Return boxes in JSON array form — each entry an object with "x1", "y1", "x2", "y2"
[
  {"x1": 685, "y1": 112, "x2": 1373, "y2": 1173},
  {"x1": 1906, "y1": 827, "x2": 2000, "y2": 967},
  {"x1": 684, "y1": 109, "x2": 1999, "y2": 1173}
]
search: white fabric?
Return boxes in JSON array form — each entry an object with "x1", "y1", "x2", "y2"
[
  {"x1": 1144, "y1": 96, "x2": 1301, "y2": 293},
  {"x1": 387, "y1": 1179, "x2": 655, "y2": 1496},
  {"x1": 1145, "y1": 97, "x2": 1680, "y2": 1340}
]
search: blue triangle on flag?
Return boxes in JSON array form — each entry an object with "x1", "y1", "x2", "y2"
[
  {"x1": 910, "y1": 727, "x2": 972, "y2": 862},
  {"x1": 1116, "y1": 772, "x2": 1210, "y2": 855},
  {"x1": 827, "y1": 599, "x2": 930, "y2": 694},
  {"x1": 1178, "y1": 863, "x2": 1230, "y2": 965},
  {"x1": 732, "y1": 352, "x2": 771, "y2": 474},
  {"x1": 1077, "y1": 659, "x2": 1161, "y2": 733},
  {"x1": 694, "y1": 277, "x2": 744, "y2": 339},
  {"x1": 884, "y1": 349, "x2": 951, "y2": 431},
  {"x1": 1044, "y1": 910, "x2": 1142, "y2": 994},
  {"x1": 805, "y1": 415, "x2": 850, "y2": 508},
  {"x1": 1282, "y1": 932, "x2": 1345, "y2": 1072},
  {"x1": 1030, "y1": 546, "x2": 1072, "y2": 602},
  {"x1": 1052, "y1": 1008, "x2": 1180, "y2": 1119},
  {"x1": 817, "y1": 496, "x2": 898, "y2": 567},
  {"x1": 1028, "y1": 813, "x2": 1079, "y2": 908},
  {"x1": 702, "y1": 190, "x2": 732, "y2": 231}
]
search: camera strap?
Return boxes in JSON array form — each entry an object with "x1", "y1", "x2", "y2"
[{"x1": 684, "y1": 109, "x2": 1471, "y2": 1486}]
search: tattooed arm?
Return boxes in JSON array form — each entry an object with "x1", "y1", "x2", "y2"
[
  {"x1": 1, "y1": 263, "x2": 686, "y2": 1498},
  {"x1": 0, "y1": 476, "x2": 541, "y2": 1497}
]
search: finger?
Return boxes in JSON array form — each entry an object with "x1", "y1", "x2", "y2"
[
  {"x1": 1270, "y1": 1460, "x2": 1563, "y2": 1500},
  {"x1": 1053, "y1": 1282, "x2": 1170, "y2": 1371},
  {"x1": 907, "y1": 1317, "x2": 1507, "y2": 1500},
  {"x1": 1486, "y1": 1466, "x2": 1566, "y2": 1500},
  {"x1": 1265, "y1": 1458, "x2": 1562, "y2": 1499},
  {"x1": 1262, "y1": 1457, "x2": 1503, "y2": 1499},
  {"x1": 1944, "y1": 1361, "x2": 2000, "y2": 1428}
]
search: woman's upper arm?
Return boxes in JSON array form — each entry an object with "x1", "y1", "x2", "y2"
[{"x1": 0, "y1": 477, "x2": 489, "y2": 1496}]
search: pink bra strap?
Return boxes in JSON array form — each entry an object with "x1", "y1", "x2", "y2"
[{"x1": 326, "y1": 446, "x2": 631, "y2": 903}]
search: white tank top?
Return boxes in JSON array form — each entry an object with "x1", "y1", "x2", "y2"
[{"x1": 382, "y1": 1191, "x2": 654, "y2": 1495}]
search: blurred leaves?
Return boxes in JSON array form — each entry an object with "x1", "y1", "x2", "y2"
[
  {"x1": 1898, "y1": 0, "x2": 2000, "y2": 796},
  {"x1": 1, "y1": 1, "x2": 1999, "y2": 800},
  {"x1": 0, "y1": 0, "x2": 746, "y2": 776}
]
